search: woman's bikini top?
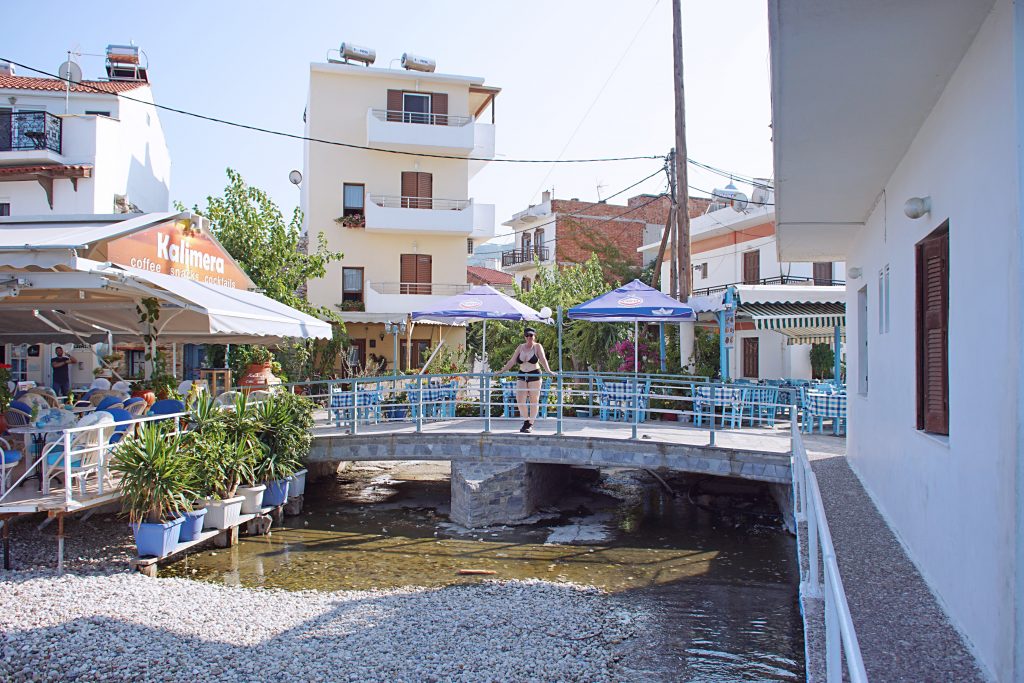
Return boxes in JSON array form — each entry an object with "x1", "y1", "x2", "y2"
[{"x1": 518, "y1": 345, "x2": 539, "y2": 366}]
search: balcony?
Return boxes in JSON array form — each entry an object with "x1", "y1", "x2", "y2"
[
  {"x1": 0, "y1": 111, "x2": 63, "y2": 165},
  {"x1": 364, "y1": 194, "x2": 495, "y2": 237},
  {"x1": 501, "y1": 246, "x2": 550, "y2": 269},
  {"x1": 366, "y1": 108, "x2": 495, "y2": 158},
  {"x1": 691, "y1": 275, "x2": 847, "y2": 297},
  {"x1": 364, "y1": 281, "x2": 470, "y2": 314}
]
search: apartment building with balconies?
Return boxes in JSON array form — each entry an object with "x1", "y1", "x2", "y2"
[
  {"x1": 0, "y1": 47, "x2": 170, "y2": 216},
  {"x1": 302, "y1": 54, "x2": 498, "y2": 370}
]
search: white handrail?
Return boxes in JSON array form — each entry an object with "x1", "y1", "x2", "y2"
[{"x1": 791, "y1": 424, "x2": 869, "y2": 682}]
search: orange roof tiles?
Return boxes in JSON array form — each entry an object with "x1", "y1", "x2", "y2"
[{"x1": 0, "y1": 75, "x2": 147, "y2": 94}]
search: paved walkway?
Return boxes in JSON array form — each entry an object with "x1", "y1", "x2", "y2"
[{"x1": 806, "y1": 449, "x2": 985, "y2": 682}]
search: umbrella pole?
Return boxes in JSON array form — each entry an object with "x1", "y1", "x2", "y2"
[
  {"x1": 556, "y1": 306, "x2": 563, "y2": 435},
  {"x1": 632, "y1": 321, "x2": 639, "y2": 440},
  {"x1": 482, "y1": 320, "x2": 490, "y2": 430}
]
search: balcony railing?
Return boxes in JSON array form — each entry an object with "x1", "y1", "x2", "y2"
[
  {"x1": 691, "y1": 275, "x2": 846, "y2": 298},
  {"x1": 370, "y1": 109, "x2": 474, "y2": 127},
  {"x1": 0, "y1": 111, "x2": 62, "y2": 154},
  {"x1": 369, "y1": 194, "x2": 470, "y2": 211},
  {"x1": 370, "y1": 282, "x2": 470, "y2": 296},
  {"x1": 502, "y1": 247, "x2": 550, "y2": 268}
]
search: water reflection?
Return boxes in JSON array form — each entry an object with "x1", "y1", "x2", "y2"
[{"x1": 165, "y1": 463, "x2": 803, "y2": 681}]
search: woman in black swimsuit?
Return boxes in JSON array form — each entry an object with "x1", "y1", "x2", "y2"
[{"x1": 498, "y1": 327, "x2": 554, "y2": 432}]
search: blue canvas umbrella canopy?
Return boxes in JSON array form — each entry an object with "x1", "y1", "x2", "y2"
[
  {"x1": 568, "y1": 280, "x2": 695, "y2": 417},
  {"x1": 411, "y1": 285, "x2": 551, "y2": 363}
]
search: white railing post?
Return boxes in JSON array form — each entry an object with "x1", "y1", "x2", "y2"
[
  {"x1": 825, "y1": 568, "x2": 842, "y2": 682},
  {"x1": 416, "y1": 377, "x2": 423, "y2": 433},
  {"x1": 352, "y1": 379, "x2": 359, "y2": 435},
  {"x1": 62, "y1": 430, "x2": 73, "y2": 507}
]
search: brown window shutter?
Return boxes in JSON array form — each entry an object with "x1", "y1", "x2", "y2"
[
  {"x1": 416, "y1": 254, "x2": 432, "y2": 294},
  {"x1": 743, "y1": 337, "x2": 759, "y2": 378},
  {"x1": 916, "y1": 228, "x2": 949, "y2": 434},
  {"x1": 743, "y1": 251, "x2": 760, "y2": 284},
  {"x1": 401, "y1": 172, "x2": 417, "y2": 208},
  {"x1": 813, "y1": 262, "x2": 833, "y2": 285},
  {"x1": 431, "y1": 93, "x2": 448, "y2": 126},
  {"x1": 400, "y1": 254, "x2": 417, "y2": 294},
  {"x1": 387, "y1": 90, "x2": 403, "y2": 122},
  {"x1": 416, "y1": 172, "x2": 432, "y2": 209}
]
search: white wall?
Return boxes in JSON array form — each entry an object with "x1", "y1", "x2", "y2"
[
  {"x1": 0, "y1": 86, "x2": 170, "y2": 215},
  {"x1": 844, "y1": 2, "x2": 1015, "y2": 678}
]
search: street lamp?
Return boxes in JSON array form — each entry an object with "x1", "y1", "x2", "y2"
[{"x1": 384, "y1": 320, "x2": 407, "y2": 373}]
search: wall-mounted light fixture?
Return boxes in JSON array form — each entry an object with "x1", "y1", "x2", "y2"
[
  {"x1": 848, "y1": 267, "x2": 862, "y2": 279},
  {"x1": 904, "y1": 196, "x2": 931, "y2": 219}
]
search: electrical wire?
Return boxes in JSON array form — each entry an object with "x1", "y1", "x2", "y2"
[{"x1": 0, "y1": 57, "x2": 664, "y2": 165}]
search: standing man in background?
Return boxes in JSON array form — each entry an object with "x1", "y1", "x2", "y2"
[{"x1": 51, "y1": 346, "x2": 71, "y2": 397}]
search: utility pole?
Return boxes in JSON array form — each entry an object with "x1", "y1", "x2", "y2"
[
  {"x1": 671, "y1": 0, "x2": 695, "y2": 368},
  {"x1": 667, "y1": 149, "x2": 679, "y2": 298}
]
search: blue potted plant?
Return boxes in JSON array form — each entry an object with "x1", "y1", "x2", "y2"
[{"x1": 112, "y1": 422, "x2": 194, "y2": 559}]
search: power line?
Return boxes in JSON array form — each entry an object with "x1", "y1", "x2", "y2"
[
  {"x1": 0, "y1": 58, "x2": 664, "y2": 165},
  {"x1": 524, "y1": 0, "x2": 663, "y2": 203}
]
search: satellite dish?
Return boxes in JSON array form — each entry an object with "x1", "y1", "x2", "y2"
[
  {"x1": 730, "y1": 192, "x2": 749, "y2": 212},
  {"x1": 58, "y1": 59, "x2": 83, "y2": 84},
  {"x1": 288, "y1": 170, "x2": 302, "y2": 185}
]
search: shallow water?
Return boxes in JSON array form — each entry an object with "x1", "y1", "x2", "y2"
[{"x1": 165, "y1": 462, "x2": 803, "y2": 681}]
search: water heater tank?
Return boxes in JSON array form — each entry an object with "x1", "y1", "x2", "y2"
[
  {"x1": 401, "y1": 53, "x2": 436, "y2": 72},
  {"x1": 339, "y1": 42, "x2": 376, "y2": 65}
]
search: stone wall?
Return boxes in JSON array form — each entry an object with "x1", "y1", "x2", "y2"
[{"x1": 450, "y1": 461, "x2": 571, "y2": 528}]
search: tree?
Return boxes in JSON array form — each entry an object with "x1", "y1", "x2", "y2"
[
  {"x1": 810, "y1": 343, "x2": 835, "y2": 379},
  {"x1": 187, "y1": 169, "x2": 342, "y2": 320},
  {"x1": 184, "y1": 169, "x2": 347, "y2": 380},
  {"x1": 480, "y1": 255, "x2": 627, "y2": 372}
]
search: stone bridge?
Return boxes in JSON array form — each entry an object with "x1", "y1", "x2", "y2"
[{"x1": 310, "y1": 430, "x2": 793, "y2": 528}]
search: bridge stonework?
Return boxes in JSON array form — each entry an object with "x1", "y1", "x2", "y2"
[
  {"x1": 310, "y1": 433, "x2": 791, "y2": 484},
  {"x1": 450, "y1": 462, "x2": 571, "y2": 528}
]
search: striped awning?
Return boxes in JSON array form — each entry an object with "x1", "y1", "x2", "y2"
[{"x1": 738, "y1": 302, "x2": 845, "y2": 345}]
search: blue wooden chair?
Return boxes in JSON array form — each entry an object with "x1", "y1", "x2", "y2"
[
  {"x1": 100, "y1": 408, "x2": 134, "y2": 444},
  {"x1": 742, "y1": 386, "x2": 779, "y2": 427},
  {"x1": 148, "y1": 399, "x2": 185, "y2": 417},
  {"x1": 595, "y1": 377, "x2": 628, "y2": 422}
]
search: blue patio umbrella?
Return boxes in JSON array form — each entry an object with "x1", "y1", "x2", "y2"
[
  {"x1": 569, "y1": 280, "x2": 694, "y2": 433},
  {"x1": 411, "y1": 285, "x2": 551, "y2": 364}
]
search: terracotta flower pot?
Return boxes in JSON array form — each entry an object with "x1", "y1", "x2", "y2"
[
  {"x1": 240, "y1": 362, "x2": 280, "y2": 391},
  {"x1": 132, "y1": 390, "x2": 156, "y2": 408}
]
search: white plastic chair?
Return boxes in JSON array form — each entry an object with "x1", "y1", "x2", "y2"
[
  {"x1": 89, "y1": 378, "x2": 112, "y2": 392},
  {"x1": 0, "y1": 436, "x2": 23, "y2": 496},
  {"x1": 111, "y1": 381, "x2": 132, "y2": 395},
  {"x1": 214, "y1": 390, "x2": 243, "y2": 407},
  {"x1": 42, "y1": 411, "x2": 115, "y2": 496}
]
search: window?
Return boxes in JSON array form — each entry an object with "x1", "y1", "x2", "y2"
[
  {"x1": 400, "y1": 172, "x2": 432, "y2": 209},
  {"x1": 858, "y1": 286, "x2": 868, "y2": 395},
  {"x1": 521, "y1": 276, "x2": 532, "y2": 292},
  {"x1": 743, "y1": 251, "x2": 760, "y2": 284},
  {"x1": 0, "y1": 202, "x2": 9, "y2": 216},
  {"x1": 402, "y1": 92, "x2": 431, "y2": 124},
  {"x1": 467, "y1": 238, "x2": 474, "y2": 255},
  {"x1": 916, "y1": 223, "x2": 949, "y2": 435},
  {"x1": 342, "y1": 267, "x2": 364, "y2": 303},
  {"x1": 878, "y1": 269, "x2": 884, "y2": 335},
  {"x1": 534, "y1": 228, "x2": 545, "y2": 257},
  {"x1": 742, "y1": 337, "x2": 759, "y2": 378},
  {"x1": 700, "y1": 262, "x2": 708, "y2": 279},
  {"x1": 400, "y1": 253, "x2": 432, "y2": 294},
  {"x1": 813, "y1": 262, "x2": 833, "y2": 285},
  {"x1": 884, "y1": 265, "x2": 890, "y2": 333},
  {"x1": 126, "y1": 349, "x2": 146, "y2": 379},
  {"x1": 343, "y1": 184, "x2": 364, "y2": 217},
  {"x1": 84, "y1": 110, "x2": 111, "y2": 117}
]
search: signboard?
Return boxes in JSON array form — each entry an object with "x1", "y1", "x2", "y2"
[
  {"x1": 723, "y1": 307, "x2": 735, "y2": 349},
  {"x1": 106, "y1": 219, "x2": 254, "y2": 290}
]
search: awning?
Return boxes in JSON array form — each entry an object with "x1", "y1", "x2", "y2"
[{"x1": 739, "y1": 302, "x2": 845, "y2": 345}]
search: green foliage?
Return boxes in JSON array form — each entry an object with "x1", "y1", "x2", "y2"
[
  {"x1": 253, "y1": 392, "x2": 313, "y2": 482},
  {"x1": 186, "y1": 168, "x2": 343, "y2": 320},
  {"x1": 810, "y1": 343, "x2": 835, "y2": 379},
  {"x1": 0, "y1": 363, "x2": 12, "y2": 412},
  {"x1": 422, "y1": 343, "x2": 470, "y2": 375},
  {"x1": 112, "y1": 423, "x2": 196, "y2": 524},
  {"x1": 181, "y1": 393, "x2": 263, "y2": 498},
  {"x1": 689, "y1": 328, "x2": 721, "y2": 379},
  {"x1": 482, "y1": 255, "x2": 623, "y2": 371}
]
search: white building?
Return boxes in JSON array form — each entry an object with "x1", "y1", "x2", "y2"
[
  {"x1": 639, "y1": 188, "x2": 845, "y2": 380},
  {"x1": 302, "y1": 50, "x2": 498, "y2": 370},
  {"x1": 0, "y1": 47, "x2": 170, "y2": 216},
  {"x1": 770, "y1": 0, "x2": 1018, "y2": 678}
]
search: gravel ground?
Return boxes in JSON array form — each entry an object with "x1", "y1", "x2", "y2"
[{"x1": 0, "y1": 571, "x2": 642, "y2": 682}]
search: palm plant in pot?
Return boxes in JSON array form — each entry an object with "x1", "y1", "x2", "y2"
[
  {"x1": 112, "y1": 423, "x2": 195, "y2": 558},
  {"x1": 224, "y1": 392, "x2": 270, "y2": 514},
  {"x1": 254, "y1": 392, "x2": 311, "y2": 506},
  {"x1": 185, "y1": 394, "x2": 256, "y2": 530}
]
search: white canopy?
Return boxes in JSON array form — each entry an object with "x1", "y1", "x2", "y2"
[{"x1": 0, "y1": 261, "x2": 332, "y2": 345}]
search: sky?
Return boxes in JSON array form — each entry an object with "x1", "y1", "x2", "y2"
[{"x1": 2, "y1": 0, "x2": 772, "y2": 248}]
